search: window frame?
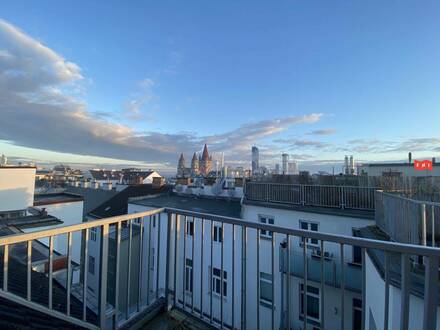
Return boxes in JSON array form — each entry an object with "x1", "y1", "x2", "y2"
[
  {"x1": 186, "y1": 218, "x2": 194, "y2": 236},
  {"x1": 259, "y1": 271, "x2": 273, "y2": 306},
  {"x1": 213, "y1": 224, "x2": 223, "y2": 243},
  {"x1": 185, "y1": 258, "x2": 193, "y2": 293},
  {"x1": 299, "y1": 283, "x2": 321, "y2": 323},
  {"x1": 299, "y1": 220, "x2": 319, "y2": 247},
  {"x1": 259, "y1": 215, "x2": 274, "y2": 239},
  {"x1": 352, "y1": 298, "x2": 362, "y2": 330},
  {"x1": 211, "y1": 266, "x2": 227, "y2": 298},
  {"x1": 90, "y1": 227, "x2": 97, "y2": 242},
  {"x1": 88, "y1": 255, "x2": 95, "y2": 275}
]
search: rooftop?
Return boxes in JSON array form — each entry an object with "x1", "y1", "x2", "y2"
[
  {"x1": 89, "y1": 184, "x2": 170, "y2": 218},
  {"x1": 34, "y1": 193, "x2": 84, "y2": 206},
  {"x1": 243, "y1": 198, "x2": 375, "y2": 219},
  {"x1": 130, "y1": 193, "x2": 242, "y2": 218}
]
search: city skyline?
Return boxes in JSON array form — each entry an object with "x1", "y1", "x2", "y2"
[{"x1": 1, "y1": 1, "x2": 440, "y2": 173}]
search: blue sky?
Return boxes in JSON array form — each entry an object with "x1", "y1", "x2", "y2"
[{"x1": 1, "y1": 1, "x2": 440, "y2": 173}]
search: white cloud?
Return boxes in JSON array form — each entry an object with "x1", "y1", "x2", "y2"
[{"x1": 0, "y1": 19, "x2": 324, "y2": 167}]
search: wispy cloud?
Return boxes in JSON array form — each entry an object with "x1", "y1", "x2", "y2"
[
  {"x1": 273, "y1": 138, "x2": 331, "y2": 150},
  {"x1": 124, "y1": 78, "x2": 157, "y2": 120},
  {"x1": 0, "y1": 19, "x2": 323, "y2": 167},
  {"x1": 307, "y1": 128, "x2": 337, "y2": 136}
]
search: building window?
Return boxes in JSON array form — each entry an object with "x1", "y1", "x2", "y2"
[
  {"x1": 259, "y1": 215, "x2": 274, "y2": 239},
  {"x1": 90, "y1": 228, "x2": 97, "y2": 242},
  {"x1": 299, "y1": 220, "x2": 319, "y2": 246},
  {"x1": 259, "y1": 272, "x2": 273, "y2": 306},
  {"x1": 212, "y1": 267, "x2": 227, "y2": 297},
  {"x1": 186, "y1": 219, "x2": 194, "y2": 236},
  {"x1": 352, "y1": 245, "x2": 362, "y2": 265},
  {"x1": 185, "y1": 259, "x2": 193, "y2": 293},
  {"x1": 213, "y1": 225, "x2": 222, "y2": 243},
  {"x1": 353, "y1": 298, "x2": 362, "y2": 330},
  {"x1": 300, "y1": 284, "x2": 320, "y2": 322},
  {"x1": 88, "y1": 256, "x2": 95, "y2": 275}
]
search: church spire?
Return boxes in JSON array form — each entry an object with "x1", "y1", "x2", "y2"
[{"x1": 202, "y1": 144, "x2": 209, "y2": 160}]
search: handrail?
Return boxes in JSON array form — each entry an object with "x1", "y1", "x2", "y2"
[
  {"x1": 378, "y1": 190, "x2": 440, "y2": 207},
  {"x1": 0, "y1": 208, "x2": 164, "y2": 246},
  {"x1": 164, "y1": 208, "x2": 440, "y2": 257},
  {"x1": 2, "y1": 206, "x2": 439, "y2": 256}
]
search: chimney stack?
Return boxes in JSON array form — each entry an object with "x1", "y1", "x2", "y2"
[{"x1": 408, "y1": 152, "x2": 412, "y2": 164}]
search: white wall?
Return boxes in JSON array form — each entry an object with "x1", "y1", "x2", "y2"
[
  {"x1": 359, "y1": 164, "x2": 440, "y2": 177},
  {"x1": 142, "y1": 172, "x2": 162, "y2": 184},
  {"x1": 0, "y1": 167, "x2": 36, "y2": 211},
  {"x1": 365, "y1": 253, "x2": 440, "y2": 330},
  {"x1": 126, "y1": 202, "x2": 374, "y2": 329},
  {"x1": 241, "y1": 204, "x2": 374, "y2": 262},
  {"x1": 23, "y1": 201, "x2": 84, "y2": 263}
]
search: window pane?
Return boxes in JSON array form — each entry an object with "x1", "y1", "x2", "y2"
[
  {"x1": 269, "y1": 218, "x2": 274, "y2": 225},
  {"x1": 260, "y1": 281, "x2": 273, "y2": 302},
  {"x1": 213, "y1": 268, "x2": 220, "y2": 276},
  {"x1": 300, "y1": 222, "x2": 308, "y2": 230},
  {"x1": 307, "y1": 296, "x2": 320, "y2": 319},
  {"x1": 311, "y1": 223, "x2": 318, "y2": 231},
  {"x1": 308, "y1": 286, "x2": 319, "y2": 295}
]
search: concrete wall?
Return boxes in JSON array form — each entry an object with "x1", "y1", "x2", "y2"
[{"x1": 0, "y1": 167, "x2": 36, "y2": 212}]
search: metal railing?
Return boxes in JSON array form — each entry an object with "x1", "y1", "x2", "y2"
[
  {"x1": 244, "y1": 182, "x2": 376, "y2": 210},
  {"x1": 0, "y1": 207, "x2": 439, "y2": 329},
  {"x1": 375, "y1": 191, "x2": 440, "y2": 246}
]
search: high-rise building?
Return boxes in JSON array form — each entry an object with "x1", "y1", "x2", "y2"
[
  {"x1": 349, "y1": 155, "x2": 355, "y2": 175},
  {"x1": 282, "y1": 153, "x2": 289, "y2": 175},
  {"x1": 344, "y1": 155, "x2": 355, "y2": 175},
  {"x1": 251, "y1": 146, "x2": 259, "y2": 175},
  {"x1": 0, "y1": 154, "x2": 7, "y2": 166},
  {"x1": 274, "y1": 163, "x2": 280, "y2": 175},
  {"x1": 288, "y1": 161, "x2": 298, "y2": 175}
]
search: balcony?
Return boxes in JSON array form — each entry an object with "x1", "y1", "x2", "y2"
[
  {"x1": 0, "y1": 207, "x2": 439, "y2": 329},
  {"x1": 244, "y1": 182, "x2": 376, "y2": 210}
]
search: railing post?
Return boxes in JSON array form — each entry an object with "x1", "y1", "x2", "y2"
[
  {"x1": 301, "y1": 185, "x2": 305, "y2": 205},
  {"x1": 421, "y1": 203, "x2": 427, "y2": 246},
  {"x1": 400, "y1": 254, "x2": 410, "y2": 330},
  {"x1": 423, "y1": 255, "x2": 438, "y2": 330},
  {"x1": 165, "y1": 212, "x2": 172, "y2": 310},
  {"x1": 99, "y1": 223, "x2": 109, "y2": 329},
  {"x1": 340, "y1": 186, "x2": 345, "y2": 209}
]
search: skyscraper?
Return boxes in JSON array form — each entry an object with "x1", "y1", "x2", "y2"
[
  {"x1": 252, "y1": 146, "x2": 259, "y2": 175},
  {"x1": 288, "y1": 161, "x2": 298, "y2": 175},
  {"x1": 282, "y1": 153, "x2": 289, "y2": 175}
]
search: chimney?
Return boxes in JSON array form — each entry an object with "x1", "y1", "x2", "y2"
[{"x1": 408, "y1": 152, "x2": 412, "y2": 164}]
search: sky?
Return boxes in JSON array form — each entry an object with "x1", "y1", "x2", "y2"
[{"x1": 0, "y1": 1, "x2": 440, "y2": 174}]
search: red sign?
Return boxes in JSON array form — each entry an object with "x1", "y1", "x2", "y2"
[{"x1": 414, "y1": 160, "x2": 433, "y2": 171}]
